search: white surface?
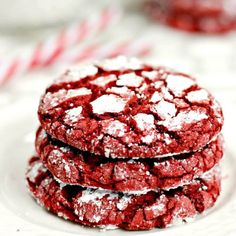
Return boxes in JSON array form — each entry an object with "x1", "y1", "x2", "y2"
[
  {"x1": 0, "y1": 0, "x2": 236, "y2": 235},
  {"x1": 0, "y1": 0, "x2": 87, "y2": 30}
]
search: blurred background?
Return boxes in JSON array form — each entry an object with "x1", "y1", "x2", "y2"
[{"x1": 0, "y1": 0, "x2": 236, "y2": 234}]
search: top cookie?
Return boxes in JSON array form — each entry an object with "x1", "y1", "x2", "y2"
[{"x1": 38, "y1": 57, "x2": 223, "y2": 158}]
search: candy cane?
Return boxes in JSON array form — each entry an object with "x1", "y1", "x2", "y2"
[
  {"x1": 0, "y1": 6, "x2": 121, "y2": 85},
  {"x1": 0, "y1": 39, "x2": 151, "y2": 86},
  {"x1": 32, "y1": 7, "x2": 121, "y2": 67},
  {"x1": 60, "y1": 39, "x2": 151, "y2": 64}
]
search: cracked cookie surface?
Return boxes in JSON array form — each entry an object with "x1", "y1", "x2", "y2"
[
  {"x1": 36, "y1": 127, "x2": 223, "y2": 191},
  {"x1": 26, "y1": 156, "x2": 221, "y2": 231},
  {"x1": 38, "y1": 57, "x2": 223, "y2": 158},
  {"x1": 145, "y1": 0, "x2": 236, "y2": 33}
]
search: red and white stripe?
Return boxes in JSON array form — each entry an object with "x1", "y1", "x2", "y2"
[
  {"x1": 60, "y1": 39, "x2": 151, "y2": 63},
  {"x1": 0, "y1": 38, "x2": 151, "y2": 86},
  {"x1": 0, "y1": 7, "x2": 121, "y2": 85}
]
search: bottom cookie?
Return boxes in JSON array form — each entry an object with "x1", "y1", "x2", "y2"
[{"x1": 26, "y1": 157, "x2": 221, "y2": 231}]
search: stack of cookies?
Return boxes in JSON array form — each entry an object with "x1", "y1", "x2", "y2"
[{"x1": 26, "y1": 57, "x2": 224, "y2": 231}]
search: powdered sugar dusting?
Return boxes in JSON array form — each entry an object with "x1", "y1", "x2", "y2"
[
  {"x1": 38, "y1": 129, "x2": 47, "y2": 142},
  {"x1": 97, "y1": 56, "x2": 143, "y2": 71},
  {"x1": 124, "y1": 189, "x2": 152, "y2": 195},
  {"x1": 159, "y1": 109, "x2": 208, "y2": 131},
  {"x1": 48, "y1": 150, "x2": 63, "y2": 164},
  {"x1": 133, "y1": 113, "x2": 155, "y2": 131},
  {"x1": 154, "y1": 81, "x2": 164, "y2": 89},
  {"x1": 90, "y1": 74, "x2": 117, "y2": 87},
  {"x1": 166, "y1": 75, "x2": 195, "y2": 96},
  {"x1": 114, "y1": 165, "x2": 128, "y2": 179},
  {"x1": 47, "y1": 149, "x2": 75, "y2": 178},
  {"x1": 102, "y1": 120, "x2": 126, "y2": 137},
  {"x1": 141, "y1": 133, "x2": 155, "y2": 144},
  {"x1": 150, "y1": 203, "x2": 165, "y2": 213},
  {"x1": 58, "y1": 212, "x2": 69, "y2": 220},
  {"x1": 161, "y1": 87, "x2": 174, "y2": 100},
  {"x1": 77, "y1": 189, "x2": 119, "y2": 209},
  {"x1": 211, "y1": 99, "x2": 224, "y2": 124},
  {"x1": 186, "y1": 89, "x2": 209, "y2": 102},
  {"x1": 67, "y1": 88, "x2": 92, "y2": 97},
  {"x1": 43, "y1": 90, "x2": 67, "y2": 109},
  {"x1": 117, "y1": 196, "x2": 132, "y2": 210},
  {"x1": 117, "y1": 73, "x2": 143, "y2": 87},
  {"x1": 27, "y1": 161, "x2": 47, "y2": 182},
  {"x1": 104, "y1": 148, "x2": 110, "y2": 158},
  {"x1": 164, "y1": 133, "x2": 172, "y2": 144},
  {"x1": 58, "y1": 65, "x2": 98, "y2": 83},
  {"x1": 151, "y1": 100, "x2": 177, "y2": 119},
  {"x1": 78, "y1": 189, "x2": 105, "y2": 204},
  {"x1": 107, "y1": 86, "x2": 134, "y2": 97},
  {"x1": 142, "y1": 71, "x2": 159, "y2": 81},
  {"x1": 150, "y1": 91, "x2": 162, "y2": 103},
  {"x1": 91, "y1": 94, "x2": 127, "y2": 115},
  {"x1": 65, "y1": 106, "x2": 82, "y2": 123},
  {"x1": 145, "y1": 195, "x2": 167, "y2": 217},
  {"x1": 64, "y1": 162, "x2": 71, "y2": 175},
  {"x1": 60, "y1": 146, "x2": 71, "y2": 153},
  {"x1": 75, "y1": 189, "x2": 133, "y2": 224},
  {"x1": 43, "y1": 88, "x2": 91, "y2": 110}
]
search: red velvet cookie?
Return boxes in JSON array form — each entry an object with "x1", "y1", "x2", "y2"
[
  {"x1": 38, "y1": 57, "x2": 223, "y2": 159},
  {"x1": 36, "y1": 126, "x2": 223, "y2": 192},
  {"x1": 26, "y1": 157, "x2": 221, "y2": 231},
  {"x1": 145, "y1": 0, "x2": 236, "y2": 33}
]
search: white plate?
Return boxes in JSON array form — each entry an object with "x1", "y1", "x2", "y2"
[{"x1": 0, "y1": 101, "x2": 236, "y2": 236}]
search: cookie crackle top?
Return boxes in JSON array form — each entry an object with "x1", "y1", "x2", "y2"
[{"x1": 38, "y1": 56, "x2": 223, "y2": 158}]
